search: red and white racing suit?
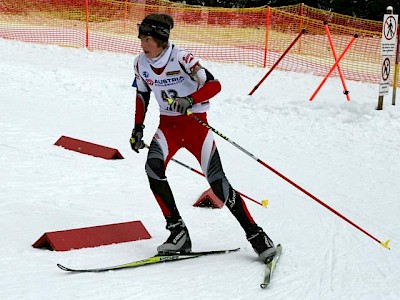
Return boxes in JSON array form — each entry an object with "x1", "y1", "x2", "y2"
[{"x1": 133, "y1": 43, "x2": 256, "y2": 232}]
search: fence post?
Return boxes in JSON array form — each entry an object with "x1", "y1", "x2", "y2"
[
  {"x1": 250, "y1": 29, "x2": 306, "y2": 95},
  {"x1": 392, "y1": 17, "x2": 400, "y2": 105},
  {"x1": 324, "y1": 21, "x2": 350, "y2": 100},
  {"x1": 310, "y1": 34, "x2": 358, "y2": 101},
  {"x1": 85, "y1": 0, "x2": 89, "y2": 48},
  {"x1": 263, "y1": 6, "x2": 271, "y2": 68},
  {"x1": 124, "y1": 0, "x2": 128, "y2": 31},
  {"x1": 298, "y1": 3, "x2": 304, "y2": 53}
]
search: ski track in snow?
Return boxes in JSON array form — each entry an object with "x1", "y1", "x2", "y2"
[{"x1": 1, "y1": 39, "x2": 400, "y2": 299}]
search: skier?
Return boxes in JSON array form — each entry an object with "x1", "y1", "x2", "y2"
[{"x1": 130, "y1": 13, "x2": 276, "y2": 262}]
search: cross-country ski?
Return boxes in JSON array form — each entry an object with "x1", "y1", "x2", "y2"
[
  {"x1": 57, "y1": 248, "x2": 240, "y2": 273},
  {"x1": 260, "y1": 244, "x2": 282, "y2": 288}
]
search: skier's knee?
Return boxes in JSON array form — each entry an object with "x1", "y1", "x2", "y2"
[
  {"x1": 210, "y1": 179, "x2": 243, "y2": 210},
  {"x1": 145, "y1": 157, "x2": 166, "y2": 180},
  {"x1": 210, "y1": 178, "x2": 230, "y2": 203}
]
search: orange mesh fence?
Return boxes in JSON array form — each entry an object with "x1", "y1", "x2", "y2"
[
  {"x1": 279, "y1": 3, "x2": 382, "y2": 32},
  {"x1": 266, "y1": 5, "x2": 382, "y2": 84},
  {"x1": 0, "y1": 1, "x2": 388, "y2": 84}
]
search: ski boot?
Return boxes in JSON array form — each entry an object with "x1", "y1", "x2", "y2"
[
  {"x1": 157, "y1": 217, "x2": 192, "y2": 255},
  {"x1": 246, "y1": 225, "x2": 276, "y2": 262}
]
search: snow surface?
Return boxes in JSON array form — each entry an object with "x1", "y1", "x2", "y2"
[{"x1": 1, "y1": 38, "x2": 400, "y2": 299}]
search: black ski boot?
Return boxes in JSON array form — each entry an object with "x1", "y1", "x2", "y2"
[
  {"x1": 157, "y1": 217, "x2": 192, "y2": 254},
  {"x1": 246, "y1": 225, "x2": 276, "y2": 262}
]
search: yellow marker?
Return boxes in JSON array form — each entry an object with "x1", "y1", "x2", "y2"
[
  {"x1": 380, "y1": 239, "x2": 391, "y2": 250},
  {"x1": 261, "y1": 199, "x2": 269, "y2": 207}
]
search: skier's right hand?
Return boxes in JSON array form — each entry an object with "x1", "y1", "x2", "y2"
[
  {"x1": 169, "y1": 96, "x2": 193, "y2": 115},
  {"x1": 129, "y1": 124, "x2": 145, "y2": 153}
]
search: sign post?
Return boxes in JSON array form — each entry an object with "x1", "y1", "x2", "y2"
[{"x1": 393, "y1": 21, "x2": 400, "y2": 105}]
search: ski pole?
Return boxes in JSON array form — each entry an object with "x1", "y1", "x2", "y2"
[
  {"x1": 249, "y1": 28, "x2": 306, "y2": 96},
  {"x1": 144, "y1": 144, "x2": 268, "y2": 208},
  {"x1": 189, "y1": 114, "x2": 390, "y2": 250}
]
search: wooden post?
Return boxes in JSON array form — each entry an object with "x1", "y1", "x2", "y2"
[{"x1": 377, "y1": 95, "x2": 384, "y2": 110}]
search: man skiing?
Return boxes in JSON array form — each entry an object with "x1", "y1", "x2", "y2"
[{"x1": 130, "y1": 13, "x2": 276, "y2": 262}]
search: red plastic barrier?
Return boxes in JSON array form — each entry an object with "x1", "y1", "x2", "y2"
[
  {"x1": 54, "y1": 135, "x2": 124, "y2": 159},
  {"x1": 193, "y1": 188, "x2": 224, "y2": 209},
  {"x1": 32, "y1": 220, "x2": 151, "y2": 251}
]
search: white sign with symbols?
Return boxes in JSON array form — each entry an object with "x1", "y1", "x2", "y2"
[
  {"x1": 379, "y1": 56, "x2": 391, "y2": 95},
  {"x1": 381, "y1": 14, "x2": 398, "y2": 55}
]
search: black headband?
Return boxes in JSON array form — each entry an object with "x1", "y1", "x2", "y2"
[{"x1": 138, "y1": 19, "x2": 171, "y2": 41}]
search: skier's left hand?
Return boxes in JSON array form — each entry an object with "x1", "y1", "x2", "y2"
[
  {"x1": 129, "y1": 124, "x2": 145, "y2": 153},
  {"x1": 170, "y1": 96, "x2": 193, "y2": 115}
]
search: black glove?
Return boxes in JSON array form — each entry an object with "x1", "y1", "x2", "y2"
[
  {"x1": 170, "y1": 96, "x2": 194, "y2": 115},
  {"x1": 129, "y1": 124, "x2": 145, "y2": 153}
]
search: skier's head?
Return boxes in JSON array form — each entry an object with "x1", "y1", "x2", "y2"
[{"x1": 137, "y1": 13, "x2": 174, "y2": 46}]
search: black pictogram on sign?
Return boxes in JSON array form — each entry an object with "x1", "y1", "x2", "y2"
[
  {"x1": 382, "y1": 57, "x2": 391, "y2": 81},
  {"x1": 384, "y1": 16, "x2": 397, "y2": 40}
]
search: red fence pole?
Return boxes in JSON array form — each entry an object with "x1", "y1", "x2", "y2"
[
  {"x1": 298, "y1": 3, "x2": 304, "y2": 53},
  {"x1": 263, "y1": 6, "x2": 271, "y2": 68},
  {"x1": 249, "y1": 28, "x2": 306, "y2": 96},
  {"x1": 85, "y1": 0, "x2": 89, "y2": 48},
  {"x1": 310, "y1": 34, "x2": 358, "y2": 101},
  {"x1": 324, "y1": 21, "x2": 350, "y2": 101}
]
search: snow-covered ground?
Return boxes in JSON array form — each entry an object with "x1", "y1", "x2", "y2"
[{"x1": 1, "y1": 38, "x2": 399, "y2": 299}]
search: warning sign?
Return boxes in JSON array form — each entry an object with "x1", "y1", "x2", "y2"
[
  {"x1": 381, "y1": 14, "x2": 398, "y2": 56},
  {"x1": 379, "y1": 56, "x2": 391, "y2": 96}
]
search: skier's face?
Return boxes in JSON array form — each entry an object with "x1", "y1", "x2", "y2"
[{"x1": 139, "y1": 36, "x2": 164, "y2": 59}]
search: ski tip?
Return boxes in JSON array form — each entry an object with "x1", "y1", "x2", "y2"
[
  {"x1": 380, "y1": 239, "x2": 391, "y2": 250},
  {"x1": 57, "y1": 263, "x2": 70, "y2": 271},
  {"x1": 261, "y1": 199, "x2": 269, "y2": 207}
]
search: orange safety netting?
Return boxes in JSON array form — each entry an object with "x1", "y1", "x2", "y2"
[{"x1": 0, "y1": 1, "x2": 388, "y2": 84}]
